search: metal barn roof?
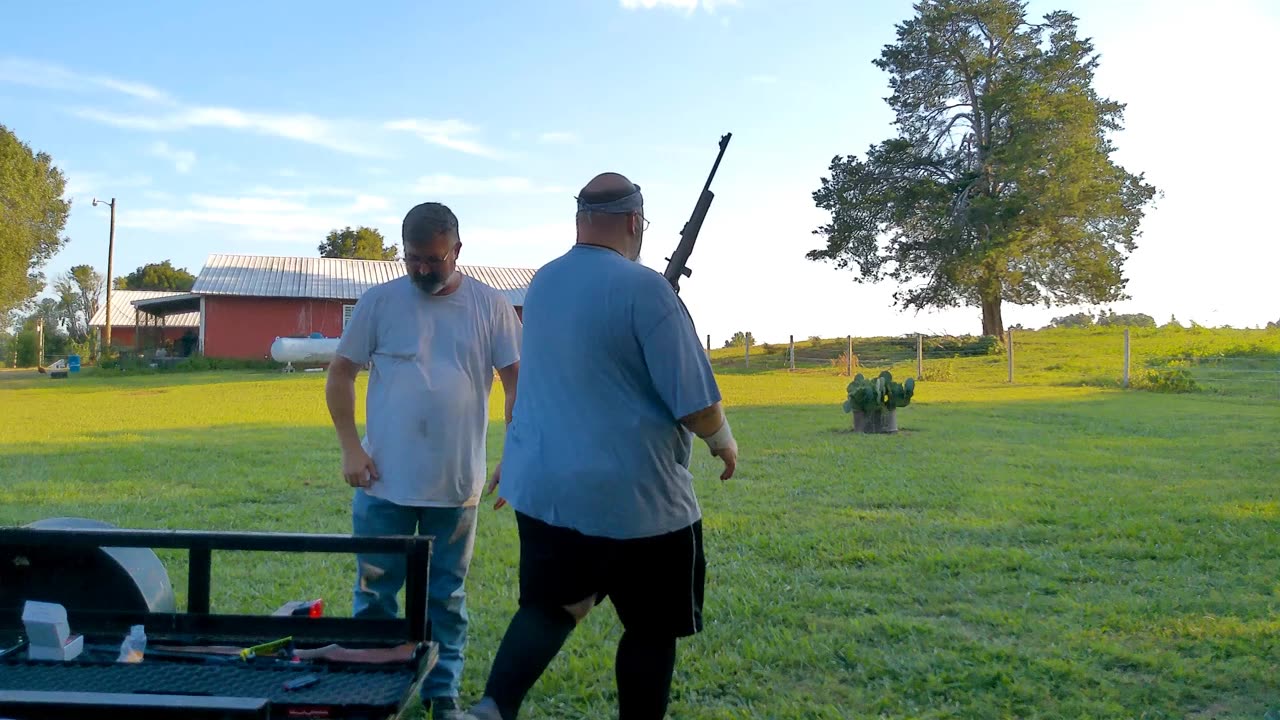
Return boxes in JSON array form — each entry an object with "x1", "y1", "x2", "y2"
[
  {"x1": 191, "y1": 254, "x2": 535, "y2": 306},
  {"x1": 88, "y1": 290, "x2": 201, "y2": 328}
]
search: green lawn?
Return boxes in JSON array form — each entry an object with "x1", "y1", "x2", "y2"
[
  {"x1": 1, "y1": 360, "x2": 1277, "y2": 718},
  {"x1": 712, "y1": 325, "x2": 1280, "y2": 400}
]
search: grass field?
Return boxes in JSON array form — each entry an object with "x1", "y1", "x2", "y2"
[
  {"x1": 711, "y1": 325, "x2": 1280, "y2": 400},
  {"x1": 1, "y1": 327, "x2": 1278, "y2": 718}
]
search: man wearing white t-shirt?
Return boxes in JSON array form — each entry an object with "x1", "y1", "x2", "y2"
[{"x1": 325, "y1": 201, "x2": 521, "y2": 720}]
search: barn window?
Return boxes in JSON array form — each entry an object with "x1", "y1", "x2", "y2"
[{"x1": 342, "y1": 304, "x2": 355, "y2": 330}]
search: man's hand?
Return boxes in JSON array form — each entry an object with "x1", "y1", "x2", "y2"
[
  {"x1": 710, "y1": 442, "x2": 737, "y2": 481},
  {"x1": 327, "y1": 354, "x2": 377, "y2": 489},
  {"x1": 342, "y1": 446, "x2": 379, "y2": 488},
  {"x1": 485, "y1": 462, "x2": 506, "y2": 509},
  {"x1": 680, "y1": 401, "x2": 739, "y2": 483}
]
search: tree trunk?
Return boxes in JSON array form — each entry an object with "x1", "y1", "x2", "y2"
[{"x1": 981, "y1": 293, "x2": 1004, "y2": 337}]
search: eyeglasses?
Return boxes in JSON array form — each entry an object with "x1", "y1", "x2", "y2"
[{"x1": 404, "y1": 249, "x2": 453, "y2": 266}]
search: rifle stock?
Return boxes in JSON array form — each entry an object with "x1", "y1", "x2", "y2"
[{"x1": 663, "y1": 133, "x2": 731, "y2": 294}]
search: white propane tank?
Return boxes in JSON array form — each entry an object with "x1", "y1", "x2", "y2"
[{"x1": 270, "y1": 336, "x2": 341, "y2": 364}]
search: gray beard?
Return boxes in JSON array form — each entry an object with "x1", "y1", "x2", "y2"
[{"x1": 413, "y1": 271, "x2": 456, "y2": 295}]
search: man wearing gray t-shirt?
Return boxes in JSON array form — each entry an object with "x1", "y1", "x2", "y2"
[{"x1": 326, "y1": 202, "x2": 521, "y2": 720}]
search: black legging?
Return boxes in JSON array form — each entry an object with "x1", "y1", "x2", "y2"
[{"x1": 484, "y1": 604, "x2": 679, "y2": 719}]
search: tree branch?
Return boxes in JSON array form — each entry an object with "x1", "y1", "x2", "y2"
[{"x1": 927, "y1": 113, "x2": 974, "y2": 156}]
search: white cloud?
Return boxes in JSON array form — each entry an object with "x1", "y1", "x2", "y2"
[
  {"x1": 247, "y1": 185, "x2": 362, "y2": 199},
  {"x1": 189, "y1": 195, "x2": 308, "y2": 213},
  {"x1": 4, "y1": 57, "x2": 548, "y2": 161},
  {"x1": 412, "y1": 174, "x2": 568, "y2": 196},
  {"x1": 619, "y1": 0, "x2": 739, "y2": 11},
  {"x1": 0, "y1": 57, "x2": 169, "y2": 102},
  {"x1": 64, "y1": 170, "x2": 152, "y2": 199},
  {"x1": 117, "y1": 190, "x2": 395, "y2": 244},
  {"x1": 94, "y1": 77, "x2": 170, "y2": 103},
  {"x1": 538, "y1": 131, "x2": 579, "y2": 144},
  {"x1": 1, "y1": 58, "x2": 379, "y2": 156},
  {"x1": 385, "y1": 119, "x2": 502, "y2": 158},
  {"x1": 351, "y1": 195, "x2": 390, "y2": 212},
  {"x1": 148, "y1": 141, "x2": 196, "y2": 173},
  {"x1": 76, "y1": 107, "x2": 376, "y2": 157}
]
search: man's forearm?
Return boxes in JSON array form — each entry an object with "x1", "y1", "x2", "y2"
[
  {"x1": 680, "y1": 402, "x2": 726, "y2": 437},
  {"x1": 497, "y1": 363, "x2": 519, "y2": 425},
  {"x1": 325, "y1": 370, "x2": 363, "y2": 452}
]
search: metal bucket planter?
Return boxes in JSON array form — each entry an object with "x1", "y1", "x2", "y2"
[{"x1": 852, "y1": 408, "x2": 898, "y2": 433}]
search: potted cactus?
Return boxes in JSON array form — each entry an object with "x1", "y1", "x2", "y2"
[{"x1": 842, "y1": 370, "x2": 915, "y2": 433}]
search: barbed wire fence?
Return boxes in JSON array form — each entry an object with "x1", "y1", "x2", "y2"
[{"x1": 706, "y1": 328, "x2": 1280, "y2": 400}]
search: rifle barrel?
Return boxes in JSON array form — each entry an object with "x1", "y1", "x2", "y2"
[{"x1": 701, "y1": 133, "x2": 732, "y2": 195}]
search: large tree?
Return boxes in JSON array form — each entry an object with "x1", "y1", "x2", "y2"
[
  {"x1": 0, "y1": 124, "x2": 71, "y2": 319},
  {"x1": 807, "y1": 0, "x2": 1158, "y2": 336},
  {"x1": 114, "y1": 259, "x2": 196, "y2": 291},
  {"x1": 319, "y1": 226, "x2": 398, "y2": 261}
]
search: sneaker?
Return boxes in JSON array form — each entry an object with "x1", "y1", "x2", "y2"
[
  {"x1": 429, "y1": 697, "x2": 465, "y2": 720},
  {"x1": 460, "y1": 699, "x2": 504, "y2": 720}
]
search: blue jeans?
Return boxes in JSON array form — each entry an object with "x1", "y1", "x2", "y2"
[{"x1": 351, "y1": 489, "x2": 477, "y2": 701}]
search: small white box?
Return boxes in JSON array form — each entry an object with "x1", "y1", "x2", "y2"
[
  {"x1": 27, "y1": 634, "x2": 83, "y2": 661},
  {"x1": 21, "y1": 601, "x2": 70, "y2": 647}
]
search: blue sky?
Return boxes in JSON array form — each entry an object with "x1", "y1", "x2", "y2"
[{"x1": 4, "y1": 0, "x2": 1277, "y2": 344}]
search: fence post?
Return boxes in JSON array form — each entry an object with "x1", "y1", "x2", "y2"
[
  {"x1": 1006, "y1": 327, "x2": 1014, "y2": 383},
  {"x1": 1123, "y1": 328, "x2": 1131, "y2": 388},
  {"x1": 847, "y1": 335, "x2": 853, "y2": 376},
  {"x1": 789, "y1": 335, "x2": 795, "y2": 371},
  {"x1": 706, "y1": 334, "x2": 710, "y2": 357},
  {"x1": 744, "y1": 334, "x2": 750, "y2": 369},
  {"x1": 916, "y1": 334, "x2": 924, "y2": 380}
]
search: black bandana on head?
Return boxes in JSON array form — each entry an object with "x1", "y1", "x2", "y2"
[{"x1": 575, "y1": 184, "x2": 643, "y2": 215}]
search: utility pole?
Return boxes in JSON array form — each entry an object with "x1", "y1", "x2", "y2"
[{"x1": 93, "y1": 197, "x2": 117, "y2": 352}]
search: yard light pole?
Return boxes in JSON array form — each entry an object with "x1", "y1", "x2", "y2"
[{"x1": 92, "y1": 197, "x2": 117, "y2": 353}]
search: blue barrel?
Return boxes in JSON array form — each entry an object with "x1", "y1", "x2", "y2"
[{"x1": 68, "y1": 354, "x2": 81, "y2": 373}]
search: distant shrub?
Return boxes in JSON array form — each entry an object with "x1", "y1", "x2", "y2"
[
  {"x1": 923, "y1": 334, "x2": 1003, "y2": 356},
  {"x1": 1132, "y1": 367, "x2": 1198, "y2": 394},
  {"x1": 831, "y1": 352, "x2": 858, "y2": 370},
  {"x1": 1096, "y1": 310, "x2": 1156, "y2": 328},
  {"x1": 921, "y1": 360, "x2": 956, "y2": 382},
  {"x1": 1049, "y1": 312, "x2": 1095, "y2": 329}
]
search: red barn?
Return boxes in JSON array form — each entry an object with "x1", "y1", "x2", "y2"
[{"x1": 132, "y1": 254, "x2": 535, "y2": 360}]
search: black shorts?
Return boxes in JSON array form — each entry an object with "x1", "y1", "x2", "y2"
[{"x1": 514, "y1": 511, "x2": 706, "y2": 638}]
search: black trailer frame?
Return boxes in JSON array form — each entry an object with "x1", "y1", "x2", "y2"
[{"x1": 0, "y1": 524, "x2": 437, "y2": 719}]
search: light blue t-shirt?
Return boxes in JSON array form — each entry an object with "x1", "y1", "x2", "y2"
[
  {"x1": 498, "y1": 243, "x2": 722, "y2": 540},
  {"x1": 336, "y1": 275, "x2": 522, "y2": 508}
]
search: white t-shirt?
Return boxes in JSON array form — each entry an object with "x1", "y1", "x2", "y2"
[{"x1": 335, "y1": 274, "x2": 522, "y2": 507}]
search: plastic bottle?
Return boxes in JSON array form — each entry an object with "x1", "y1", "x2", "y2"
[{"x1": 117, "y1": 625, "x2": 146, "y2": 663}]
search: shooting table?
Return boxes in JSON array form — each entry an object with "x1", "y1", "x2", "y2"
[{"x1": 0, "y1": 523, "x2": 437, "y2": 720}]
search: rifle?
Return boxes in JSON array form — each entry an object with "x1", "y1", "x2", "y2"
[{"x1": 663, "y1": 132, "x2": 732, "y2": 294}]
